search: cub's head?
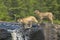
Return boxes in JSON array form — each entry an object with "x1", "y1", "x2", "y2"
[
  {"x1": 34, "y1": 10, "x2": 40, "y2": 14},
  {"x1": 17, "y1": 18, "x2": 23, "y2": 23}
]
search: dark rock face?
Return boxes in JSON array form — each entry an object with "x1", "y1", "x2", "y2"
[
  {"x1": 0, "y1": 22, "x2": 60, "y2": 40},
  {"x1": 0, "y1": 29, "x2": 11, "y2": 40},
  {"x1": 24, "y1": 26, "x2": 45, "y2": 40},
  {"x1": 29, "y1": 30, "x2": 44, "y2": 40}
]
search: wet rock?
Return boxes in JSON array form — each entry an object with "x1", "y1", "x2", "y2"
[
  {"x1": 0, "y1": 22, "x2": 60, "y2": 40},
  {"x1": 0, "y1": 29, "x2": 11, "y2": 40}
]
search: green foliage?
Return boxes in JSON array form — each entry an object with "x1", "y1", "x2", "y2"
[
  {"x1": 0, "y1": 0, "x2": 60, "y2": 23},
  {"x1": 54, "y1": 20, "x2": 60, "y2": 24}
]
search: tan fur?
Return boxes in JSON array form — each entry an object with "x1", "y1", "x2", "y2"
[
  {"x1": 17, "y1": 16, "x2": 38, "y2": 24},
  {"x1": 17, "y1": 16, "x2": 38, "y2": 28},
  {"x1": 34, "y1": 10, "x2": 54, "y2": 24}
]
